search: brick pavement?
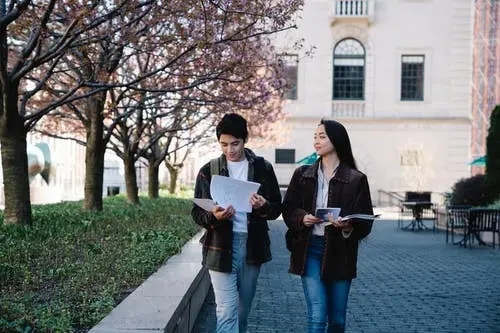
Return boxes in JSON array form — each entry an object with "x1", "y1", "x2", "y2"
[{"x1": 193, "y1": 219, "x2": 500, "y2": 333}]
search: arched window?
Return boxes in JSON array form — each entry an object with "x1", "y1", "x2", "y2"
[{"x1": 332, "y1": 38, "x2": 365, "y2": 100}]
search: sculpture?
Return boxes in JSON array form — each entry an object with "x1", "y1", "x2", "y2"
[{"x1": 27, "y1": 143, "x2": 52, "y2": 184}]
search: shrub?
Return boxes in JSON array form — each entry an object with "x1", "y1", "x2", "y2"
[
  {"x1": 487, "y1": 199, "x2": 500, "y2": 209},
  {"x1": 486, "y1": 104, "x2": 500, "y2": 202},
  {"x1": 449, "y1": 174, "x2": 493, "y2": 206}
]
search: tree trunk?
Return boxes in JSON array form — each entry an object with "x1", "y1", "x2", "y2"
[
  {"x1": 124, "y1": 153, "x2": 139, "y2": 204},
  {"x1": 148, "y1": 159, "x2": 160, "y2": 199},
  {"x1": 83, "y1": 93, "x2": 106, "y2": 211},
  {"x1": 168, "y1": 167, "x2": 179, "y2": 194},
  {"x1": 0, "y1": 84, "x2": 32, "y2": 225}
]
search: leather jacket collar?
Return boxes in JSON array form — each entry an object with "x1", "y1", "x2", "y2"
[{"x1": 302, "y1": 158, "x2": 350, "y2": 184}]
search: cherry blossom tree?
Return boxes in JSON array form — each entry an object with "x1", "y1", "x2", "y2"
[
  {"x1": 4, "y1": 0, "x2": 303, "y2": 223},
  {"x1": 0, "y1": 0, "x2": 158, "y2": 224},
  {"x1": 39, "y1": 0, "x2": 304, "y2": 205}
]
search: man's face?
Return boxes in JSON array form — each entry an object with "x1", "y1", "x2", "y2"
[{"x1": 219, "y1": 134, "x2": 246, "y2": 162}]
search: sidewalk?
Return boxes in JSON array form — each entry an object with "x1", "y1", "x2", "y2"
[{"x1": 193, "y1": 217, "x2": 500, "y2": 333}]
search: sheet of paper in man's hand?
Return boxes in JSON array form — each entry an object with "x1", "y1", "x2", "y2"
[
  {"x1": 210, "y1": 175, "x2": 261, "y2": 212},
  {"x1": 193, "y1": 198, "x2": 217, "y2": 212}
]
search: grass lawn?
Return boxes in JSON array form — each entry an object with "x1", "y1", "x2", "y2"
[{"x1": 0, "y1": 195, "x2": 200, "y2": 332}]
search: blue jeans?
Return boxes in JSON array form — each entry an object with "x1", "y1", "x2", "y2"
[
  {"x1": 209, "y1": 232, "x2": 261, "y2": 333},
  {"x1": 301, "y1": 235, "x2": 352, "y2": 333}
]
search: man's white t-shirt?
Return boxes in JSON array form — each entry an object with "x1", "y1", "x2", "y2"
[{"x1": 227, "y1": 158, "x2": 249, "y2": 233}]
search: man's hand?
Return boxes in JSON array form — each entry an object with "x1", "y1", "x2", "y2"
[
  {"x1": 302, "y1": 214, "x2": 322, "y2": 227},
  {"x1": 250, "y1": 193, "x2": 266, "y2": 209},
  {"x1": 212, "y1": 205, "x2": 235, "y2": 220}
]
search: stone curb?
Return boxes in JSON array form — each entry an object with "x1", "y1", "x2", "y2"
[{"x1": 89, "y1": 230, "x2": 209, "y2": 333}]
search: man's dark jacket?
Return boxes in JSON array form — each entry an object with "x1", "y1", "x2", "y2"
[
  {"x1": 282, "y1": 160, "x2": 373, "y2": 281},
  {"x1": 191, "y1": 149, "x2": 282, "y2": 272}
]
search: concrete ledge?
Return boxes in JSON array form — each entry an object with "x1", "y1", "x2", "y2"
[{"x1": 89, "y1": 230, "x2": 210, "y2": 333}]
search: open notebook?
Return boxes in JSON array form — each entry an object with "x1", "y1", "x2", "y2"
[{"x1": 341, "y1": 214, "x2": 381, "y2": 221}]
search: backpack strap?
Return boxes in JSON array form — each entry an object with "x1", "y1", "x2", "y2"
[
  {"x1": 210, "y1": 157, "x2": 221, "y2": 176},
  {"x1": 249, "y1": 156, "x2": 266, "y2": 183}
]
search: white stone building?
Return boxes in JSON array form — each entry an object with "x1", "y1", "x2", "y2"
[
  {"x1": 254, "y1": 0, "x2": 477, "y2": 205},
  {"x1": 5, "y1": 1, "x2": 496, "y2": 207},
  {"x1": 0, "y1": 134, "x2": 139, "y2": 206}
]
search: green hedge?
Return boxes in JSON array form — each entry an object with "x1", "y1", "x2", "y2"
[
  {"x1": 0, "y1": 196, "x2": 200, "y2": 332},
  {"x1": 486, "y1": 105, "x2": 500, "y2": 201},
  {"x1": 448, "y1": 174, "x2": 494, "y2": 206},
  {"x1": 488, "y1": 199, "x2": 500, "y2": 209}
]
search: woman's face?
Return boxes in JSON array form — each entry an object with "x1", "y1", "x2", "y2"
[{"x1": 314, "y1": 124, "x2": 335, "y2": 157}]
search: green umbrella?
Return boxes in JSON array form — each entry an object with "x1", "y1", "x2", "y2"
[
  {"x1": 296, "y1": 152, "x2": 318, "y2": 165},
  {"x1": 469, "y1": 155, "x2": 486, "y2": 166}
]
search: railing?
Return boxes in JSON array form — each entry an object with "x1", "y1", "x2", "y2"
[
  {"x1": 331, "y1": 0, "x2": 374, "y2": 24},
  {"x1": 334, "y1": 0, "x2": 370, "y2": 17},
  {"x1": 377, "y1": 189, "x2": 405, "y2": 207},
  {"x1": 332, "y1": 100, "x2": 365, "y2": 117}
]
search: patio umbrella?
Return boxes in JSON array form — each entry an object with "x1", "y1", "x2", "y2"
[
  {"x1": 469, "y1": 155, "x2": 486, "y2": 166},
  {"x1": 296, "y1": 152, "x2": 318, "y2": 165}
]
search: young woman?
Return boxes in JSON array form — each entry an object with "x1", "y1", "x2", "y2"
[{"x1": 282, "y1": 119, "x2": 374, "y2": 333}]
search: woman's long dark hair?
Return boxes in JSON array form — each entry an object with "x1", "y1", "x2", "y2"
[{"x1": 320, "y1": 119, "x2": 357, "y2": 170}]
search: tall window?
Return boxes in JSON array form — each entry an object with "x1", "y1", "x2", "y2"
[
  {"x1": 278, "y1": 54, "x2": 298, "y2": 100},
  {"x1": 401, "y1": 55, "x2": 424, "y2": 101},
  {"x1": 333, "y1": 38, "x2": 365, "y2": 100}
]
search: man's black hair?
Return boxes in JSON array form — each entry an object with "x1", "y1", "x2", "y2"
[{"x1": 216, "y1": 113, "x2": 248, "y2": 141}]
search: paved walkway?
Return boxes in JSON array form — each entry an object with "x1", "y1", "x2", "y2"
[{"x1": 193, "y1": 218, "x2": 500, "y2": 333}]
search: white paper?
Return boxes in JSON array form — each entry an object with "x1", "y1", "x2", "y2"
[
  {"x1": 193, "y1": 198, "x2": 217, "y2": 212},
  {"x1": 210, "y1": 175, "x2": 261, "y2": 212}
]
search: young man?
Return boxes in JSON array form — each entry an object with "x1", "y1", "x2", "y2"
[{"x1": 191, "y1": 113, "x2": 282, "y2": 333}]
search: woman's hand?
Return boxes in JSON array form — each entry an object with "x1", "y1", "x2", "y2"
[
  {"x1": 212, "y1": 205, "x2": 235, "y2": 220},
  {"x1": 330, "y1": 216, "x2": 354, "y2": 232},
  {"x1": 302, "y1": 214, "x2": 322, "y2": 227}
]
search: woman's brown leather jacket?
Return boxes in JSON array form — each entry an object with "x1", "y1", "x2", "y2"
[{"x1": 282, "y1": 160, "x2": 373, "y2": 281}]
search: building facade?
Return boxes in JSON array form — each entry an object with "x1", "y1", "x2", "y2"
[{"x1": 255, "y1": 0, "x2": 477, "y2": 204}]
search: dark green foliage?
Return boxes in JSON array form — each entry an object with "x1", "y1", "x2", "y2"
[
  {"x1": 449, "y1": 174, "x2": 493, "y2": 206},
  {"x1": 0, "y1": 196, "x2": 199, "y2": 332},
  {"x1": 486, "y1": 104, "x2": 500, "y2": 203},
  {"x1": 487, "y1": 199, "x2": 500, "y2": 209}
]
